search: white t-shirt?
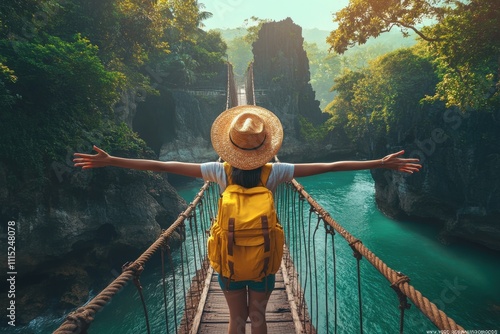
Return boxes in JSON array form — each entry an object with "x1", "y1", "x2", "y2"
[{"x1": 201, "y1": 162, "x2": 294, "y2": 193}]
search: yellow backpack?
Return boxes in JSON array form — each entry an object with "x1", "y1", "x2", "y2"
[{"x1": 207, "y1": 162, "x2": 284, "y2": 282}]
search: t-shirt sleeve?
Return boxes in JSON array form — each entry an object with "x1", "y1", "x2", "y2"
[
  {"x1": 201, "y1": 162, "x2": 227, "y2": 191},
  {"x1": 266, "y1": 163, "x2": 294, "y2": 193}
]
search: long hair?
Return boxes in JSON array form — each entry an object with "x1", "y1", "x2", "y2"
[{"x1": 230, "y1": 166, "x2": 263, "y2": 188}]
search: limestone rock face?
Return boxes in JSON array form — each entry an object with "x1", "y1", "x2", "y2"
[
  {"x1": 0, "y1": 163, "x2": 187, "y2": 324},
  {"x1": 158, "y1": 90, "x2": 224, "y2": 163},
  {"x1": 251, "y1": 18, "x2": 346, "y2": 162},
  {"x1": 371, "y1": 111, "x2": 500, "y2": 250}
]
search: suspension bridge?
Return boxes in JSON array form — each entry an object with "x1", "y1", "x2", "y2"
[{"x1": 53, "y1": 62, "x2": 464, "y2": 334}]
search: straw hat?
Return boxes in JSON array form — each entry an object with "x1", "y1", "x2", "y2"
[{"x1": 211, "y1": 105, "x2": 283, "y2": 170}]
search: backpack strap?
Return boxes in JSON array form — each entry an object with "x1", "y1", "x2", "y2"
[
  {"x1": 260, "y1": 163, "x2": 272, "y2": 187},
  {"x1": 228, "y1": 218, "x2": 235, "y2": 280},
  {"x1": 223, "y1": 162, "x2": 232, "y2": 185},
  {"x1": 260, "y1": 216, "x2": 270, "y2": 277}
]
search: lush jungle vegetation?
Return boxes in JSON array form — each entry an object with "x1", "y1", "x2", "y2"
[
  {"x1": 1, "y1": 0, "x2": 499, "y2": 185},
  {"x1": 0, "y1": 0, "x2": 227, "y2": 187},
  {"x1": 324, "y1": 0, "x2": 499, "y2": 137}
]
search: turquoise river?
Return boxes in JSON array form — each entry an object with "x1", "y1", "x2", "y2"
[{"x1": 5, "y1": 170, "x2": 500, "y2": 333}]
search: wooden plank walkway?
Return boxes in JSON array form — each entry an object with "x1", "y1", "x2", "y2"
[{"x1": 196, "y1": 268, "x2": 298, "y2": 334}]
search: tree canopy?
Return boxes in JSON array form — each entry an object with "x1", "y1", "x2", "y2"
[
  {"x1": 0, "y1": 0, "x2": 226, "y2": 185},
  {"x1": 327, "y1": 0, "x2": 499, "y2": 111}
]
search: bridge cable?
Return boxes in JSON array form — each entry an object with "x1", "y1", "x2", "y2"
[
  {"x1": 349, "y1": 239, "x2": 364, "y2": 334},
  {"x1": 160, "y1": 245, "x2": 170, "y2": 334},
  {"x1": 311, "y1": 212, "x2": 322, "y2": 333},
  {"x1": 324, "y1": 222, "x2": 337, "y2": 334},
  {"x1": 124, "y1": 262, "x2": 151, "y2": 334},
  {"x1": 179, "y1": 222, "x2": 189, "y2": 333},
  {"x1": 289, "y1": 178, "x2": 464, "y2": 331},
  {"x1": 391, "y1": 272, "x2": 411, "y2": 334}
]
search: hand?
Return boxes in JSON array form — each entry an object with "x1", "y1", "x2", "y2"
[
  {"x1": 73, "y1": 145, "x2": 111, "y2": 169},
  {"x1": 381, "y1": 150, "x2": 422, "y2": 174}
]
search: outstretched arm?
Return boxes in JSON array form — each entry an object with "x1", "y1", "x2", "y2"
[
  {"x1": 293, "y1": 150, "x2": 421, "y2": 178},
  {"x1": 73, "y1": 145, "x2": 203, "y2": 178}
]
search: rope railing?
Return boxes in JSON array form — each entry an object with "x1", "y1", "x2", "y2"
[
  {"x1": 53, "y1": 172, "x2": 465, "y2": 334},
  {"x1": 274, "y1": 178, "x2": 465, "y2": 333},
  {"x1": 53, "y1": 181, "x2": 219, "y2": 334},
  {"x1": 226, "y1": 62, "x2": 238, "y2": 109},
  {"x1": 245, "y1": 61, "x2": 256, "y2": 106},
  {"x1": 53, "y1": 61, "x2": 465, "y2": 333}
]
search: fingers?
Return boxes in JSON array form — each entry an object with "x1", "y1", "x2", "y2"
[
  {"x1": 397, "y1": 163, "x2": 422, "y2": 174},
  {"x1": 73, "y1": 161, "x2": 104, "y2": 169},
  {"x1": 93, "y1": 145, "x2": 107, "y2": 155},
  {"x1": 73, "y1": 146, "x2": 109, "y2": 170},
  {"x1": 391, "y1": 150, "x2": 405, "y2": 157},
  {"x1": 73, "y1": 153, "x2": 95, "y2": 158}
]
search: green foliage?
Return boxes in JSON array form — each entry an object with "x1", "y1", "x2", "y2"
[
  {"x1": 226, "y1": 36, "x2": 253, "y2": 76},
  {"x1": 101, "y1": 121, "x2": 152, "y2": 156},
  {"x1": 2, "y1": 34, "x2": 124, "y2": 117},
  {"x1": 0, "y1": 34, "x2": 124, "y2": 183},
  {"x1": 0, "y1": 60, "x2": 17, "y2": 108},
  {"x1": 0, "y1": 0, "x2": 224, "y2": 190},
  {"x1": 327, "y1": 0, "x2": 448, "y2": 54},
  {"x1": 325, "y1": 48, "x2": 437, "y2": 144},
  {"x1": 422, "y1": 0, "x2": 500, "y2": 111},
  {"x1": 324, "y1": 70, "x2": 367, "y2": 142},
  {"x1": 191, "y1": 30, "x2": 227, "y2": 83},
  {"x1": 299, "y1": 116, "x2": 329, "y2": 143},
  {"x1": 327, "y1": 0, "x2": 500, "y2": 112},
  {"x1": 243, "y1": 17, "x2": 272, "y2": 45}
]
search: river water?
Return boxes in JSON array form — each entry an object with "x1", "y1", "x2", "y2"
[{"x1": 6, "y1": 170, "x2": 500, "y2": 333}]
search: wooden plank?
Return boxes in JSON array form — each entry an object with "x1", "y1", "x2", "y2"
[
  {"x1": 197, "y1": 321, "x2": 296, "y2": 334},
  {"x1": 190, "y1": 255, "x2": 316, "y2": 333},
  {"x1": 198, "y1": 267, "x2": 296, "y2": 330}
]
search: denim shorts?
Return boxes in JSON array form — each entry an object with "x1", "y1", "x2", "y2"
[{"x1": 218, "y1": 274, "x2": 276, "y2": 292}]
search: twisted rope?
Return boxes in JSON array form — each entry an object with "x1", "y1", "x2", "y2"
[
  {"x1": 53, "y1": 181, "x2": 213, "y2": 334},
  {"x1": 248, "y1": 61, "x2": 256, "y2": 106},
  {"x1": 290, "y1": 178, "x2": 464, "y2": 331},
  {"x1": 226, "y1": 62, "x2": 231, "y2": 110}
]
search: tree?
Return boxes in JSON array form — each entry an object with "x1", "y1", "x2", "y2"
[
  {"x1": 0, "y1": 60, "x2": 16, "y2": 109},
  {"x1": 243, "y1": 16, "x2": 272, "y2": 45},
  {"x1": 327, "y1": 0, "x2": 500, "y2": 111},
  {"x1": 327, "y1": 0, "x2": 449, "y2": 54},
  {"x1": 226, "y1": 36, "x2": 252, "y2": 76},
  {"x1": 423, "y1": 0, "x2": 500, "y2": 111},
  {"x1": 325, "y1": 48, "x2": 438, "y2": 146}
]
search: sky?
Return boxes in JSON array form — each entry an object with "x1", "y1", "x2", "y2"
[{"x1": 202, "y1": 0, "x2": 351, "y2": 31}]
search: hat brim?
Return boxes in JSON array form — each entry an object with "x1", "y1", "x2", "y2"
[{"x1": 211, "y1": 105, "x2": 283, "y2": 170}]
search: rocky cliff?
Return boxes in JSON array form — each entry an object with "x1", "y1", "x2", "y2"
[
  {"x1": 372, "y1": 109, "x2": 500, "y2": 250},
  {"x1": 0, "y1": 156, "x2": 187, "y2": 324},
  {"x1": 251, "y1": 18, "x2": 351, "y2": 162},
  {"x1": 144, "y1": 19, "x2": 352, "y2": 166}
]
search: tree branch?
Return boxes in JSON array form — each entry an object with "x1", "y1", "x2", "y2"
[{"x1": 391, "y1": 20, "x2": 441, "y2": 42}]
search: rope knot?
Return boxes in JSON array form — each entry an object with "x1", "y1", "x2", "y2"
[
  {"x1": 390, "y1": 272, "x2": 410, "y2": 288},
  {"x1": 122, "y1": 261, "x2": 144, "y2": 276},
  {"x1": 390, "y1": 272, "x2": 411, "y2": 310},
  {"x1": 324, "y1": 222, "x2": 335, "y2": 235},
  {"x1": 348, "y1": 239, "x2": 363, "y2": 260},
  {"x1": 65, "y1": 308, "x2": 94, "y2": 332}
]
